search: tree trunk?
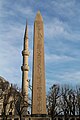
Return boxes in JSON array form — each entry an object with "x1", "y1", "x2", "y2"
[
  {"x1": 79, "y1": 106, "x2": 80, "y2": 117},
  {"x1": 19, "y1": 114, "x2": 22, "y2": 120}
]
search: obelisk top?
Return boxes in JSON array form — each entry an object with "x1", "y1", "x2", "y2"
[{"x1": 35, "y1": 11, "x2": 43, "y2": 22}]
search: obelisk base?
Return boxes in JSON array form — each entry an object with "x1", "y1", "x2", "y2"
[
  {"x1": 31, "y1": 117, "x2": 50, "y2": 120},
  {"x1": 31, "y1": 114, "x2": 47, "y2": 117},
  {"x1": 31, "y1": 114, "x2": 50, "y2": 120}
]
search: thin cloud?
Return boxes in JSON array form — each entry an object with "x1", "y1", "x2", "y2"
[
  {"x1": 45, "y1": 54, "x2": 75, "y2": 63},
  {"x1": 57, "y1": 71, "x2": 80, "y2": 83},
  {"x1": 46, "y1": 70, "x2": 80, "y2": 91},
  {"x1": 0, "y1": 0, "x2": 34, "y2": 18},
  {"x1": 45, "y1": 18, "x2": 80, "y2": 41},
  {"x1": 0, "y1": 0, "x2": 80, "y2": 90}
]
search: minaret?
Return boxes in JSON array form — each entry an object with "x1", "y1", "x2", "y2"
[
  {"x1": 21, "y1": 22, "x2": 30, "y2": 102},
  {"x1": 32, "y1": 11, "x2": 47, "y2": 116}
]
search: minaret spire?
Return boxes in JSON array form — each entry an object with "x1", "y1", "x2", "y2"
[{"x1": 21, "y1": 21, "x2": 30, "y2": 102}]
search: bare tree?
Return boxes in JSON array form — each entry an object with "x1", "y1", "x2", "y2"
[
  {"x1": 15, "y1": 93, "x2": 28, "y2": 120},
  {"x1": 61, "y1": 86, "x2": 76, "y2": 117},
  {"x1": 47, "y1": 84, "x2": 62, "y2": 119},
  {"x1": 47, "y1": 84, "x2": 80, "y2": 120},
  {"x1": 11, "y1": 85, "x2": 30, "y2": 120},
  {"x1": 76, "y1": 86, "x2": 80, "y2": 117}
]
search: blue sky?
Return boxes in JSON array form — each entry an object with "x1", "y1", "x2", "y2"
[{"x1": 0, "y1": 0, "x2": 80, "y2": 92}]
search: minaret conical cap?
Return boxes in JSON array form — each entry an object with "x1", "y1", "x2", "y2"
[
  {"x1": 35, "y1": 11, "x2": 43, "y2": 21},
  {"x1": 24, "y1": 21, "x2": 28, "y2": 38}
]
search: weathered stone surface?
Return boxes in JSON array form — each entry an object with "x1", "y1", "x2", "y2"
[{"x1": 32, "y1": 11, "x2": 47, "y2": 115}]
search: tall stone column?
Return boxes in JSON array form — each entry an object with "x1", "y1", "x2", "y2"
[
  {"x1": 21, "y1": 22, "x2": 30, "y2": 102},
  {"x1": 32, "y1": 11, "x2": 47, "y2": 116}
]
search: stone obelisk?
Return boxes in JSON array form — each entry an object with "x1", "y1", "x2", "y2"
[
  {"x1": 32, "y1": 11, "x2": 47, "y2": 116},
  {"x1": 21, "y1": 22, "x2": 30, "y2": 102}
]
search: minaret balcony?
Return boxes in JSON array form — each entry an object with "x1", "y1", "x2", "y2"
[
  {"x1": 22, "y1": 50, "x2": 30, "y2": 56},
  {"x1": 21, "y1": 65, "x2": 29, "y2": 71}
]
